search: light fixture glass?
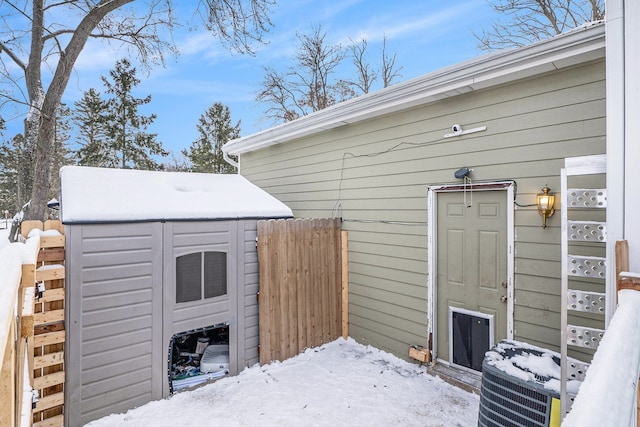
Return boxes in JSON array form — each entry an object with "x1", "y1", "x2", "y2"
[{"x1": 536, "y1": 185, "x2": 555, "y2": 229}]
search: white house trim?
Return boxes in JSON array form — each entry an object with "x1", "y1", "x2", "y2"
[{"x1": 224, "y1": 22, "x2": 605, "y2": 156}]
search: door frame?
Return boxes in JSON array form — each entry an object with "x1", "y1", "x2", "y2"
[{"x1": 426, "y1": 181, "x2": 515, "y2": 364}]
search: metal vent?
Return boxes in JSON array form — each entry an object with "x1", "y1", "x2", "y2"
[{"x1": 479, "y1": 362, "x2": 558, "y2": 427}]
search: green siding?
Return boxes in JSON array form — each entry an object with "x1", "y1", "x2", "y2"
[{"x1": 240, "y1": 60, "x2": 606, "y2": 359}]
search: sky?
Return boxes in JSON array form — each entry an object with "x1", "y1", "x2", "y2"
[{"x1": 2, "y1": 0, "x2": 493, "y2": 161}]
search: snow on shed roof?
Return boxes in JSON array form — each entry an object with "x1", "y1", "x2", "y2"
[{"x1": 60, "y1": 166, "x2": 293, "y2": 224}]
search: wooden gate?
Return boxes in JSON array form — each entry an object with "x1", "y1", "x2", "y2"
[{"x1": 257, "y1": 218, "x2": 344, "y2": 365}]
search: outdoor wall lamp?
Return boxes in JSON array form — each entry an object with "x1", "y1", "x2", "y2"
[{"x1": 536, "y1": 185, "x2": 555, "y2": 229}]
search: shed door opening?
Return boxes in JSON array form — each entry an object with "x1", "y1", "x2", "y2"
[{"x1": 168, "y1": 323, "x2": 230, "y2": 393}]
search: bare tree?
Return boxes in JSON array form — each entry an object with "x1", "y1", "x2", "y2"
[
  {"x1": 475, "y1": 0, "x2": 605, "y2": 50},
  {"x1": 381, "y1": 35, "x2": 402, "y2": 88},
  {"x1": 257, "y1": 25, "x2": 346, "y2": 122},
  {"x1": 257, "y1": 27, "x2": 403, "y2": 123},
  {"x1": 0, "y1": 0, "x2": 274, "y2": 220},
  {"x1": 347, "y1": 37, "x2": 377, "y2": 94}
]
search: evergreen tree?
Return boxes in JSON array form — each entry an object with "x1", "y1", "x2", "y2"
[
  {"x1": 0, "y1": 134, "x2": 33, "y2": 212},
  {"x1": 73, "y1": 88, "x2": 110, "y2": 166},
  {"x1": 182, "y1": 102, "x2": 240, "y2": 174},
  {"x1": 0, "y1": 105, "x2": 73, "y2": 215},
  {"x1": 101, "y1": 58, "x2": 167, "y2": 169}
]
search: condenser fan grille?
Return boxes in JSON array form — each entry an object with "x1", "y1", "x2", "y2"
[{"x1": 478, "y1": 361, "x2": 557, "y2": 427}]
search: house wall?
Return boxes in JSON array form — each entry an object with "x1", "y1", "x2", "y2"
[
  {"x1": 238, "y1": 60, "x2": 606, "y2": 359},
  {"x1": 65, "y1": 220, "x2": 261, "y2": 426}
]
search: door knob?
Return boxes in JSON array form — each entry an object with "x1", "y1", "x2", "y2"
[
  {"x1": 500, "y1": 295, "x2": 508, "y2": 303},
  {"x1": 501, "y1": 281, "x2": 507, "y2": 288}
]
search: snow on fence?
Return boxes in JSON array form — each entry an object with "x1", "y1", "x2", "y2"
[
  {"x1": 563, "y1": 241, "x2": 640, "y2": 426},
  {"x1": 0, "y1": 230, "x2": 39, "y2": 427}
]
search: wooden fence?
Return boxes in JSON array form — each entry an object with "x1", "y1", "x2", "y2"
[
  {"x1": 257, "y1": 218, "x2": 346, "y2": 365},
  {"x1": 1, "y1": 224, "x2": 39, "y2": 427},
  {"x1": 21, "y1": 220, "x2": 66, "y2": 427}
]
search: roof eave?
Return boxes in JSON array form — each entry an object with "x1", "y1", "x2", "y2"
[{"x1": 224, "y1": 22, "x2": 605, "y2": 156}]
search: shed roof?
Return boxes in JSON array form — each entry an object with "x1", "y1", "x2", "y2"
[
  {"x1": 223, "y1": 21, "x2": 605, "y2": 156},
  {"x1": 60, "y1": 166, "x2": 293, "y2": 224}
]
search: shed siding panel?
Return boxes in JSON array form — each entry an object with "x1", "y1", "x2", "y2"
[
  {"x1": 67, "y1": 222, "x2": 163, "y2": 425},
  {"x1": 239, "y1": 61, "x2": 606, "y2": 358},
  {"x1": 242, "y1": 221, "x2": 260, "y2": 366}
]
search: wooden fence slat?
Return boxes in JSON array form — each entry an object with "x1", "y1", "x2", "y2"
[
  {"x1": 286, "y1": 219, "x2": 297, "y2": 360},
  {"x1": 257, "y1": 221, "x2": 269, "y2": 365},
  {"x1": 33, "y1": 413, "x2": 63, "y2": 427},
  {"x1": 341, "y1": 231, "x2": 349, "y2": 339},
  {"x1": 44, "y1": 220, "x2": 64, "y2": 234},
  {"x1": 21, "y1": 264, "x2": 36, "y2": 288},
  {"x1": 20, "y1": 220, "x2": 44, "y2": 238},
  {"x1": 33, "y1": 371, "x2": 65, "y2": 390},
  {"x1": 34, "y1": 331, "x2": 65, "y2": 347},
  {"x1": 317, "y1": 220, "x2": 325, "y2": 347},
  {"x1": 39, "y1": 288, "x2": 65, "y2": 303},
  {"x1": 34, "y1": 352, "x2": 65, "y2": 370},
  {"x1": 20, "y1": 287, "x2": 35, "y2": 338},
  {"x1": 34, "y1": 309, "x2": 65, "y2": 326},
  {"x1": 34, "y1": 391, "x2": 64, "y2": 412},
  {"x1": 1, "y1": 319, "x2": 16, "y2": 427},
  {"x1": 35, "y1": 265, "x2": 65, "y2": 282},
  {"x1": 333, "y1": 220, "x2": 341, "y2": 336},
  {"x1": 37, "y1": 247, "x2": 65, "y2": 263},
  {"x1": 295, "y1": 219, "x2": 306, "y2": 354},
  {"x1": 40, "y1": 235, "x2": 64, "y2": 249},
  {"x1": 277, "y1": 220, "x2": 289, "y2": 361}
]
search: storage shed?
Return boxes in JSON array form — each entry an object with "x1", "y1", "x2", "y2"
[{"x1": 59, "y1": 166, "x2": 293, "y2": 425}]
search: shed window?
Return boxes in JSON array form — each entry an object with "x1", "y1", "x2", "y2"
[{"x1": 176, "y1": 252, "x2": 227, "y2": 303}]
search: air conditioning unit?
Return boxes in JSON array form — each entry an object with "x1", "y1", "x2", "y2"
[{"x1": 478, "y1": 340, "x2": 572, "y2": 427}]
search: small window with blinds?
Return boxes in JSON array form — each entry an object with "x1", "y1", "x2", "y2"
[{"x1": 176, "y1": 251, "x2": 227, "y2": 303}]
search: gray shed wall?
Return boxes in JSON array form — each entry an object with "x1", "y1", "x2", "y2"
[
  {"x1": 237, "y1": 60, "x2": 606, "y2": 359},
  {"x1": 65, "y1": 219, "x2": 260, "y2": 426}
]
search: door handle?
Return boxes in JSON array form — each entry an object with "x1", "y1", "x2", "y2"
[
  {"x1": 500, "y1": 295, "x2": 508, "y2": 303},
  {"x1": 501, "y1": 281, "x2": 507, "y2": 288}
]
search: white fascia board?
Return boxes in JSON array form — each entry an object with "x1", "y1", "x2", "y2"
[{"x1": 224, "y1": 22, "x2": 605, "y2": 156}]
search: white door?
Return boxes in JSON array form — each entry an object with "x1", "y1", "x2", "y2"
[{"x1": 436, "y1": 190, "x2": 508, "y2": 370}]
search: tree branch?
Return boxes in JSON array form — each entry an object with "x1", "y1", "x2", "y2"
[{"x1": 0, "y1": 40, "x2": 26, "y2": 70}]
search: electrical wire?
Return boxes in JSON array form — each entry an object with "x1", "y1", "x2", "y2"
[
  {"x1": 330, "y1": 139, "x2": 538, "y2": 224},
  {"x1": 332, "y1": 140, "x2": 441, "y2": 219}
]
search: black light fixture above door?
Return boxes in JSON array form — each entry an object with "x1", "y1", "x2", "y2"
[{"x1": 454, "y1": 167, "x2": 472, "y2": 179}]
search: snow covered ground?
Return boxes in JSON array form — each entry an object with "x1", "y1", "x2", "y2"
[
  {"x1": 87, "y1": 338, "x2": 479, "y2": 427},
  {"x1": 0, "y1": 227, "x2": 10, "y2": 250}
]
